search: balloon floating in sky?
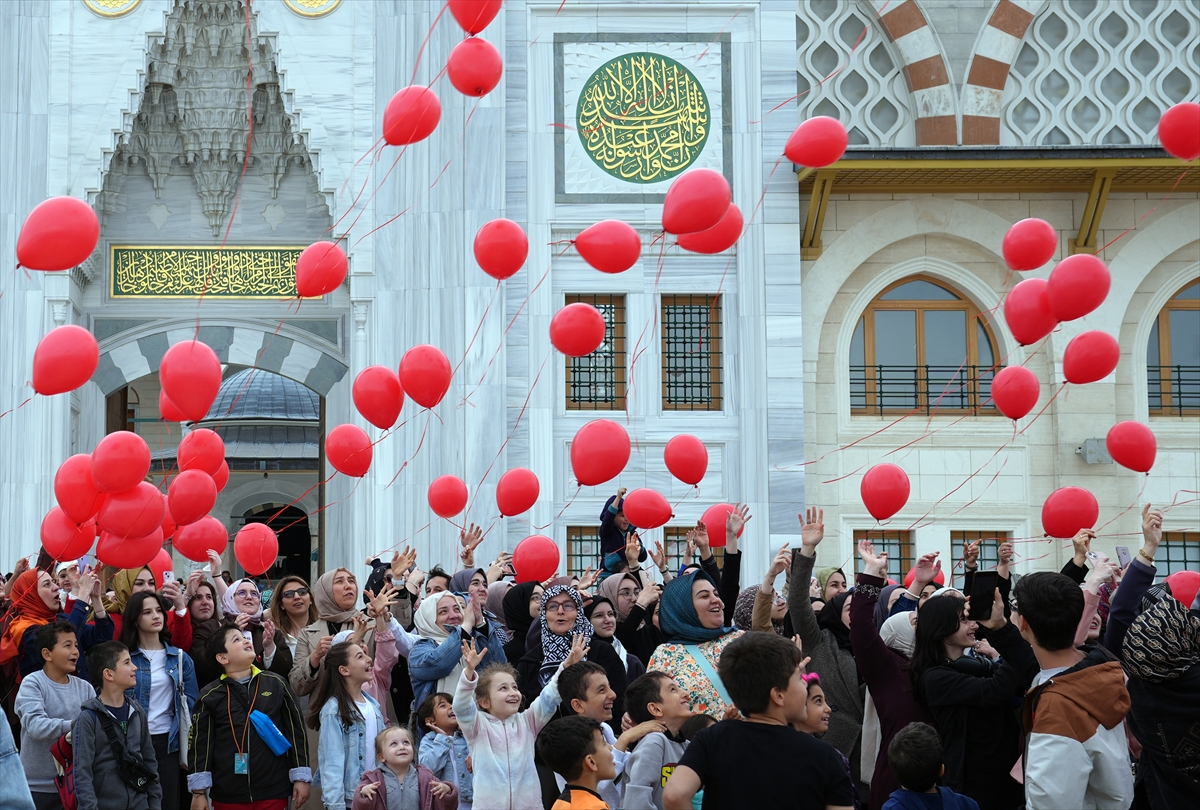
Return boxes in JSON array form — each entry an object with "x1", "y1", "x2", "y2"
[
  {"x1": 235, "y1": 523, "x2": 279, "y2": 577},
  {"x1": 570, "y1": 420, "x2": 630, "y2": 487},
  {"x1": 1004, "y1": 278, "x2": 1058, "y2": 346},
  {"x1": 662, "y1": 168, "x2": 731, "y2": 235},
  {"x1": 91, "y1": 431, "x2": 151, "y2": 494},
  {"x1": 785, "y1": 116, "x2": 848, "y2": 168},
  {"x1": 1106, "y1": 421, "x2": 1156, "y2": 473},
  {"x1": 676, "y1": 203, "x2": 743, "y2": 255},
  {"x1": 17, "y1": 196, "x2": 100, "y2": 271},
  {"x1": 496, "y1": 468, "x2": 539, "y2": 516},
  {"x1": 664, "y1": 435, "x2": 708, "y2": 486},
  {"x1": 447, "y1": 36, "x2": 502, "y2": 97},
  {"x1": 701, "y1": 503, "x2": 744, "y2": 549},
  {"x1": 1041, "y1": 486, "x2": 1098, "y2": 539},
  {"x1": 512, "y1": 534, "x2": 558, "y2": 582},
  {"x1": 474, "y1": 218, "x2": 528, "y2": 280},
  {"x1": 428, "y1": 474, "x2": 469, "y2": 518},
  {"x1": 159, "y1": 340, "x2": 221, "y2": 423},
  {"x1": 1002, "y1": 218, "x2": 1057, "y2": 271},
  {"x1": 33, "y1": 325, "x2": 99, "y2": 396},
  {"x1": 295, "y1": 241, "x2": 348, "y2": 298},
  {"x1": 622, "y1": 488, "x2": 672, "y2": 530},
  {"x1": 575, "y1": 220, "x2": 641, "y2": 274},
  {"x1": 991, "y1": 365, "x2": 1040, "y2": 420},
  {"x1": 353, "y1": 366, "x2": 404, "y2": 430},
  {"x1": 550, "y1": 302, "x2": 606, "y2": 357},
  {"x1": 383, "y1": 85, "x2": 442, "y2": 145},
  {"x1": 860, "y1": 463, "x2": 910, "y2": 521},
  {"x1": 399, "y1": 344, "x2": 452, "y2": 409},
  {"x1": 1157, "y1": 101, "x2": 1200, "y2": 161},
  {"x1": 449, "y1": 0, "x2": 501, "y2": 34},
  {"x1": 327, "y1": 424, "x2": 373, "y2": 477},
  {"x1": 1047, "y1": 254, "x2": 1110, "y2": 322},
  {"x1": 1063, "y1": 330, "x2": 1119, "y2": 384}
]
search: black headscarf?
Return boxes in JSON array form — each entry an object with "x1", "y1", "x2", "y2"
[
  {"x1": 503, "y1": 581, "x2": 539, "y2": 647},
  {"x1": 818, "y1": 591, "x2": 854, "y2": 652}
]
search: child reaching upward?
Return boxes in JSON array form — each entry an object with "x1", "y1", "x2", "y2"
[
  {"x1": 453, "y1": 635, "x2": 588, "y2": 810},
  {"x1": 352, "y1": 727, "x2": 457, "y2": 810}
]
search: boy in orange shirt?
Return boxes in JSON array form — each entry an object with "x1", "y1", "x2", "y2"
[{"x1": 537, "y1": 716, "x2": 617, "y2": 810}]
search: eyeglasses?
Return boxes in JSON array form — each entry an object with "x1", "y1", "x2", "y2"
[
  {"x1": 281, "y1": 588, "x2": 309, "y2": 599},
  {"x1": 617, "y1": 588, "x2": 641, "y2": 599},
  {"x1": 235, "y1": 589, "x2": 261, "y2": 601},
  {"x1": 545, "y1": 601, "x2": 578, "y2": 613}
]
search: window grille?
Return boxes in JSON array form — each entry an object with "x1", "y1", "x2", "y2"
[
  {"x1": 1158, "y1": 532, "x2": 1200, "y2": 581},
  {"x1": 566, "y1": 294, "x2": 626, "y2": 410},
  {"x1": 661, "y1": 526, "x2": 724, "y2": 574},
  {"x1": 950, "y1": 530, "x2": 1013, "y2": 587},
  {"x1": 566, "y1": 527, "x2": 601, "y2": 578},
  {"x1": 662, "y1": 295, "x2": 722, "y2": 411},
  {"x1": 1147, "y1": 280, "x2": 1199, "y2": 416},
  {"x1": 853, "y1": 529, "x2": 913, "y2": 584},
  {"x1": 1000, "y1": 0, "x2": 1200, "y2": 145}
]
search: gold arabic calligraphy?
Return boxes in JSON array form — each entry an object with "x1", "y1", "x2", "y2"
[
  {"x1": 576, "y1": 52, "x2": 710, "y2": 183},
  {"x1": 111, "y1": 247, "x2": 304, "y2": 298}
]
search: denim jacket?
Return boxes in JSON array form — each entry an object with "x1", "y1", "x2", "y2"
[
  {"x1": 126, "y1": 644, "x2": 199, "y2": 754},
  {"x1": 317, "y1": 691, "x2": 387, "y2": 810},
  {"x1": 408, "y1": 620, "x2": 507, "y2": 728},
  {"x1": 0, "y1": 712, "x2": 35, "y2": 810}
]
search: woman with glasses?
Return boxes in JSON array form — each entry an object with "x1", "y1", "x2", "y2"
[
  {"x1": 584, "y1": 595, "x2": 646, "y2": 685},
  {"x1": 195, "y1": 576, "x2": 292, "y2": 686},
  {"x1": 290, "y1": 568, "x2": 367, "y2": 699},
  {"x1": 268, "y1": 575, "x2": 317, "y2": 659},
  {"x1": 517, "y1": 584, "x2": 627, "y2": 731}
]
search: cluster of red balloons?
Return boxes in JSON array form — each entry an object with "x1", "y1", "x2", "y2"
[
  {"x1": 169, "y1": 428, "x2": 231, "y2": 562},
  {"x1": 33, "y1": 325, "x2": 100, "y2": 397}
]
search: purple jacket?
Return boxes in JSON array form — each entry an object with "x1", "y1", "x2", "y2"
[{"x1": 351, "y1": 765, "x2": 457, "y2": 810}]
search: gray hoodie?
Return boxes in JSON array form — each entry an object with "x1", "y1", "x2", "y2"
[
  {"x1": 620, "y1": 731, "x2": 688, "y2": 810},
  {"x1": 73, "y1": 696, "x2": 162, "y2": 810}
]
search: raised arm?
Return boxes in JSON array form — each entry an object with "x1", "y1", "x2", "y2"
[
  {"x1": 787, "y1": 508, "x2": 825, "y2": 652},
  {"x1": 1074, "y1": 557, "x2": 1116, "y2": 647},
  {"x1": 849, "y1": 539, "x2": 902, "y2": 677},
  {"x1": 753, "y1": 544, "x2": 790, "y2": 632},
  {"x1": 1105, "y1": 505, "x2": 1162, "y2": 658}
]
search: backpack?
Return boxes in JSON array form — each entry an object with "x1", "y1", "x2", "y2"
[{"x1": 50, "y1": 732, "x2": 78, "y2": 810}]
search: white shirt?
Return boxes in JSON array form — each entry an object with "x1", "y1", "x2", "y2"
[
  {"x1": 144, "y1": 648, "x2": 174, "y2": 735},
  {"x1": 357, "y1": 698, "x2": 378, "y2": 759},
  {"x1": 1035, "y1": 665, "x2": 1071, "y2": 686}
]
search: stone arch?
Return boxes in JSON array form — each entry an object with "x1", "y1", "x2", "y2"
[
  {"x1": 961, "y1": 0, "x2": 1050, "y2": 144},
  {"x1": 868, "y1": 0, "x2": 958, "y2": 145},
  {"x1": 92, "y1": 319, "x2": 348, "y2": 396}
]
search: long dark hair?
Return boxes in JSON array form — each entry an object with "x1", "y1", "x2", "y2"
[
  {"x1": 306, "y1": 641, "x2": 364, "y2": 732},
  {"x1": 909, "y1": 594, "x2": 967, "y2": 705},
  {"x1": 268, "y1": 575, "x2": 316, "y2": 637},
  {"x1": 119, "y1": 591, "x2": 173, "y2": 651}
]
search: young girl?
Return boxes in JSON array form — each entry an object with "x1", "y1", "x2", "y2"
[
  {"x1": 309, "y1": 641, "x2": 389, "y2": 810},
  {"x1": 352, "y1": 727, "x2": 457, "y2": 810},
  {"x1": 793, "y1": 675, "x2": 862, "y2": 810},
  {"x1": 119, "y1": 590, "x2": 199, "y2": 810},
  {"x1": 453, "y1": 635, "x2": 587, "y2": 810}
]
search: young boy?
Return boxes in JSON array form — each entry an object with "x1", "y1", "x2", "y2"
[
  {"x1": 1013, "y1": 572, "x2": 1134, "y2": 810},
  {"x1": 14, "y1": 621, "x2": 96, "y2": 810},
  {"x1": 416, "y1": 692, "x2": 474, "y2": 810},
  {"x1": 882, "y1": 723, "x2": 981, "y2": 810},
  {"x1": 537, "y1": 716, "x2": 617, "y2": 810},
  {"x1": 74, "y1": 641, "x2": 162, "y2": 810},
  {"x1": 662, "y1": 633, "x2": 852, "y2": 810},
  {"x1": 188, "y1": 626, "x2": 311, "y2": 810},
  {"x1": 620, "y1": 672, "x2": 694, "y2": 810}
]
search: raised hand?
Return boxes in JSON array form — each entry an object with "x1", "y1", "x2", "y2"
[
  {"x1": 262, "y1": 618, "x2": 277, "y2": 657},
  {"x1": 460, "y1": 523, "x2": 484, "y2": 551},
  {"x1": 309, "y1": 634, "x2": 333, "y2": 669},
  {"x1": 692, "y1": 520, "x2": 712, "y2": 560},
  {"x1": 563, "y1": 632, "x2": 590, "y2": 668},
  {"x1": 392, "y1": 545, "x2": 417, "y2": 576},
  {"x1": 1141, "y1": 503, "x2": 1162, "y2": 556},
  {"x1": 997, "y1": 541, "x2": 1015, "y2": 566},
  {"x1": 1084, "y1": 557, "x2": 1118, "y2": 594},
  {"x1": 487, "y1": 552, "x2": 513, "y2": 584},
  {"x1": 979, "y1": 590, "x2": 1007, "y2": 631},
  {"x1": 766, "y1": 543, "x2": 791, "y2": 582},
  {"x1": 576, "y1": 566, "x2": 599, "y2": 592},
  {"x1": 625, "y1": 532, "x2": 642, "y2": 568},
  {"x1": 910, "y1": 551, "x2": 941, "y2": 592},
  {"x1": 1071, "y1": 528, "x2": 1096, "y2": 567},
  {"x1": 206, "y1": 549, "x2": 223, "y2": 579},
  {"x1": 161, "y1": 579, "x2": 186, "y2": 611},
  {"x1": 233, "y1": 612, "x2": 252, "y2": 631},
  {"x1": 727, "y1": 503, "x2": 751, "y2": 538},
  {"x1": 650, "y1": 540, "x2": 669, "y2": 572},
  {"x1": 349, "y1": 612, "x2": 370, "y2": 646},
  {"x1": 461, "y1": 594, "x2": 477, "y2": 634},
  {"x1": 800, "y1": 507, "x2": 824, "y2": 551},
  {"x1": 962, "y1": 539, "x2": 981, "y2": 570},
  {"x1": 636, "y1": 583, "x2": 662, "y2": 608},
  {"x1": 460, "y1": 638, "x2": 486, "y2": 676},
  {"x1": 75, "y1": 567, "x2": 99, "y2": 601},
  {"x1": 974, "y1": 638, "x2": 1000, "y2": 660},
  {"x1": 185, "y1": 569, "x2": 204, "y2": 598},
  {"x1": 857, "y1": 538, "x2": 888, "y2": 578},
  {"x1": 367, "y1": 582, "x2": 400, "y2": 617}
]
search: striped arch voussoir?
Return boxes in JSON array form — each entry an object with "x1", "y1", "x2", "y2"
[
  {"x1": 962, "y1": 0, "x2": 1050, "y2": 144},
  {"x1": 869, "y1": 0, "x2": 957, "y2": 145}
]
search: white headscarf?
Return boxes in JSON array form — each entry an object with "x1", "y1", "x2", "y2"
[
  {"x1": 415, "y1": 593, "x2": 467, "y2": 696},
  {"x1": 222, "y1": 578, "x2": 264, "y2": 621},
  {"x1": 880, "y1": 611, "x2": 917, "y2": 658}
]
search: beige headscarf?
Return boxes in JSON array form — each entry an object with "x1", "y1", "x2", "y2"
[
  {"x1": 599, "y1": 573, "x2": 639, "y2": 622},
  {"x1": 312, "y1": 568, "x2": 360, "y2": 625},
  {"x1": 414, "y1": 593, "x2": 466, "y2": 695},
  {"x1": 105, "y1": 567, "x2": 152, "y2": 614}
]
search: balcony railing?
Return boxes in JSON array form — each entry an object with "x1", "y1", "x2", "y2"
[
  {"x1": 850, "y1": 364, "x2": 997, "y2": 415},
  {"x1": 1148, "y1": 365, "x2": 1200, "y2": 416}
]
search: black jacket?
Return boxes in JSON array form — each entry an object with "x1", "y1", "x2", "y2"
[
  {"x1": 193, "y1": 621, "x2": 292, "y2": 689},
  {"x1": 517, "y1": 629, "x2": 627, "y2": 734},
  {"x1": 188, "y1": 668, "x2": 310, "y2": 804}
]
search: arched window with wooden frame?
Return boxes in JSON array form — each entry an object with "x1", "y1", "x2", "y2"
[
  {"x1": 849, "y1": 275, "x2": 1001, "y2": 415},
  {"x1": 1148, "y1": 279, "x2": 1199, "y2": 416}
]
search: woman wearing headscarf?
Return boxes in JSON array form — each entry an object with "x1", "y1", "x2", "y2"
[
  {"x1": 409, "y1": 589, "x2": 507, "y2": 736},
  {"x1": 106, "y1": 566, "x2": 194, "y2": 653},
  {"x1": 518, "y1": 585, "x2": 626, "y2": 728},
  {"x1": 788, "y1": 509, "x2": 866, "y2": 792},
  {"x1": 605, "y1": 571, "x2": 666, "y2": 665},
  {"x1": 811, "y1": 566, "x2": 848, "y2": 612},
  {"x1": 289, "y1": 567, "x2": 369, "y2": 697},
  {"x1": 501, "y1": 581, "x2": 543, "y2": 662},
  {"x1": 738, "y1": 545, "x2": 795, "y2": 635},
  {"x1": 2, "y1": 567, "x2": 112, "y2": 681},
  {"x1": 852, "y1": 540, "x2": 935, "y2": 809},
  {"x1": 449, "y1": 567, "x2": 511, "y2": 645},
  {"x1": 486, "y1": 581, "x2": 511, "y2": 634},
  {"x1": 584, "y1": 595, "x2": 646, "y2": 685},
  {"x1": 193, "y1": 577, "x2": 291, "y2": 686}
]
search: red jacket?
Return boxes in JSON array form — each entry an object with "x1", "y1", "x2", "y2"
[{"x1": 351, "y1": 765, "x2": 457, "y2": 810}]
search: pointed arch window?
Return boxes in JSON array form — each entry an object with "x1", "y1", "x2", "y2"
[
  {"x1": 850, "y1": 276, "x2": 1000, "y2": 415},
  {"x1": 1148, "y1": 280, "x2": 1199, "y2": 416}
]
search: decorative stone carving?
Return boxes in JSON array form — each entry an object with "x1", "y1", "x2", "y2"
[
  {"x1": 99, "y1": 0, "x2": 323, "y2": 235},
  {"x1": 147, "y1": 203, "x2": 173, "y2": 230},
  {"x1": 261, "y1": 203, "x2": 287, "y2": 231}
]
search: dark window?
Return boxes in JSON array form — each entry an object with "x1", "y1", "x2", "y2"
[
  {"x1": 662, "y1": 295, "x2": 722, "y2": 411},
  {"x1": 566, "y1": 526, "x2": 602, "y2": 577},
  {"x1": 566, "y1": 295, "x2": 626, "y2": 410},
  {"x1": 661, "y1": 526, "x2": 724, "y2": 574},
  {"x1": 1148, "y1": 280, "x2": 1199, "y2": 416},
  {"x1": 950, "y1": 530, "x2": 1012, "y2": 587},
  {"x1": 853, "y1": 529, "x2": 913, "y2": 583},
  {"x1": 850, "y1": 275, "x2": 1000, "y2": 415},
  {"x1": 1158, "y1": 531, "x2": 1200, "y2": 580}
]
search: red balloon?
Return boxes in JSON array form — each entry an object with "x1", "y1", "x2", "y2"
[
  {"x1": 1165, "y1": 570, "x2": 1200, "y2": 609},
  {"x1": 1041, "y1": 486, "x2": 1098, "y2": 538},
  {"x1": 97, "y1": 528, "x2": 164, "y2": 570},
  {"x1": 496, "y1": 468, "x2": 539, "y2": 516},
  {"x1": 1004, "y1": 278, "x2": 1058, "y2": 346},
  {"x1": 178, "y1": 428, "x2": 225, "y2": 477},
  {"x1": 428, "y1": 475, "x2": 469, "y2": 518},
  {"x1": 664, "y1": 435, "x2": 708, "y2": 486},
  {"x1": 570, "y1": 420, "x2": 631, "y2": 486},
  {"x1": 159, "y1": 340, "x2": 222, "y2": 422},
  {"x1": 662, "y1": 169, "x2": 731, "y2": 235},
  {"x1": 1063, "y1": 330, "x2": 1119, "y2": 384},
  {"x1": 295, "y1": 241, "x2": 348, "y2": 298},
  {"x1": 1047, "y1": 254, "x2": 1110, "y2": 322},
  {"x1": 701, "y1": 503, "x2": 744, "y2": 549},
  {"x1": 327, "y1": 424, "x2": 373, "y2": 477},
  {"x1": 447, "y1": 36, "x2": 502, "y2": 97},
  {"x1": 512, "y1": 535, "x2": 559, "y2": 582},
  {"x1": 1002, "y1": 218, "x2": 1057, "y2": 271},
  {"x1": 353, "y1": 366, "x2": 404, "y2": 430},
  {"x1": 16, "y1": 196, "x2": 100, "y2": 271},
  {"x1": 575, "y1": 220, "x2": 641, "y2": 274},
  {"x1": 991, "y1": 365, "x2": 1040, "y2": 420},
  {"x1": 168, "y1": 470, "x2": 218, "y2": 526},
  {"x1": 550, "y1": 303, "x2": 606, "y2": 357},
  {"x1": 148, "y1": 548, "x2": 174, "y2": 590},
  {"x1": 622, "y1": 489, "x2": 672, "y2": 530},
  {"x1": 860, "y1": 463, "x2": 910, "y2": 521},
  {"x1": 33, "y1": 325, "x2": 99, "y2": 396},
  {"x1": 41, "y1": 507, "x2": 96, "y2": 561},
  {"x1": 91, "y1": 431, "x2": 151, "y2": 494},
  {"x1": 473, "y1": 219, "x2": 528, "y2": 280},
  {"x1": 235, "y1": 523, "x2": 279, "y2": 576},
  {"x1": 161, "y1": 502, "x2": 178, "y2": 542},
  {"x1": 97, "y1": 482, "x2": 166, "y2": 539},
  {"x1": 399, "y1": 345, "x2": 452, "y2": 408},
  {"x1": 676, "y1": 203, "x2": 743, "y2": 254},
  {"x1": 1158, "y1": 101, "x2": 1200, "y2": 161},
  {"x1": 784, "y1": 116, "x2": 848, "y2": 168},
  {"x1": 173, "y1": 516, "x2": 229, "y2": 562},
  {"x1": 449, "y1": 0, "x2": 501, "y2": 33},
  {"x1": 212, "y1": 460, "x2": 230, "y2": 492},
  {"x1": 56, "y1": 453, "x2": 104, "y2": 523},
  {"x1": 159, "y1": 391, "x2": 187, "y2": 423},
  {"x1": 383, "y1": 85, "x2": 441, "y2": 146},
  {"x1": 1106, "y1": 421, "x2": 1156, "y2": 473},
  {"x1": 904, "y1": 566, "x2": 945, "y2": 589}
]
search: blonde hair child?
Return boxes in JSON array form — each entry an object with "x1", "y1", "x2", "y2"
[{"x1": 351, "y1": 727, "x2": 457, "y2": 810}]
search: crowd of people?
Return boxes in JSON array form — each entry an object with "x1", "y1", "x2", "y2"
[{"x1": 0, "y1": 493, "x2": 1196, "y2": 810}]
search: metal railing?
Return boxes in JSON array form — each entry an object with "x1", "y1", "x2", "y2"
[
  {"x1": 850, "y1": 364, "x2": 997, "y2": 415},
  {"x1": 1148, "y1": 365, "x2": 1200, "y2": 415}
]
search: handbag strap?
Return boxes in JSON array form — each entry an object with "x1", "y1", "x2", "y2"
[{"x1": 682, "y1": 642, "x2": 733, "y2": 710}]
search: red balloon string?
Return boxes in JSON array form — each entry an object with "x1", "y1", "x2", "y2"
[
  {"x1": 1094, "y1": 475, "x2": 1150, "y2": 534},
  {"x1": 274, "y1": 476, "x2": 362, "y2": 536},
  {"x1": 411, "y1": 2, "x2": 450, "y2": 86},
  {"x1": 1095, "y1": 168, "x2": 1190, "y2": 255},
  {"x1": 694, "y1": 11, "x2": 742, "y2": 66},
  {"x1": 906, "y1": 451, "x2": 1011, "y2": 530},
  {"x1": 0, "y1": 396, "x2": 33, "y2": 421},
  {"x1": 385, "y1": 410, "x2": 435, "y2": 489},
  {"x1": 821, "y1": 461, "x2": 870, "y2": 486},
  {"x1": 624, "y1": 234, "x2": 668, "y2": 427},
  {"x1": 329, "y1": 140, "x2": 397, "y2": 236},
  {"x1": 534, "y1": 484, "x2": 582, "y2": 531}
]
